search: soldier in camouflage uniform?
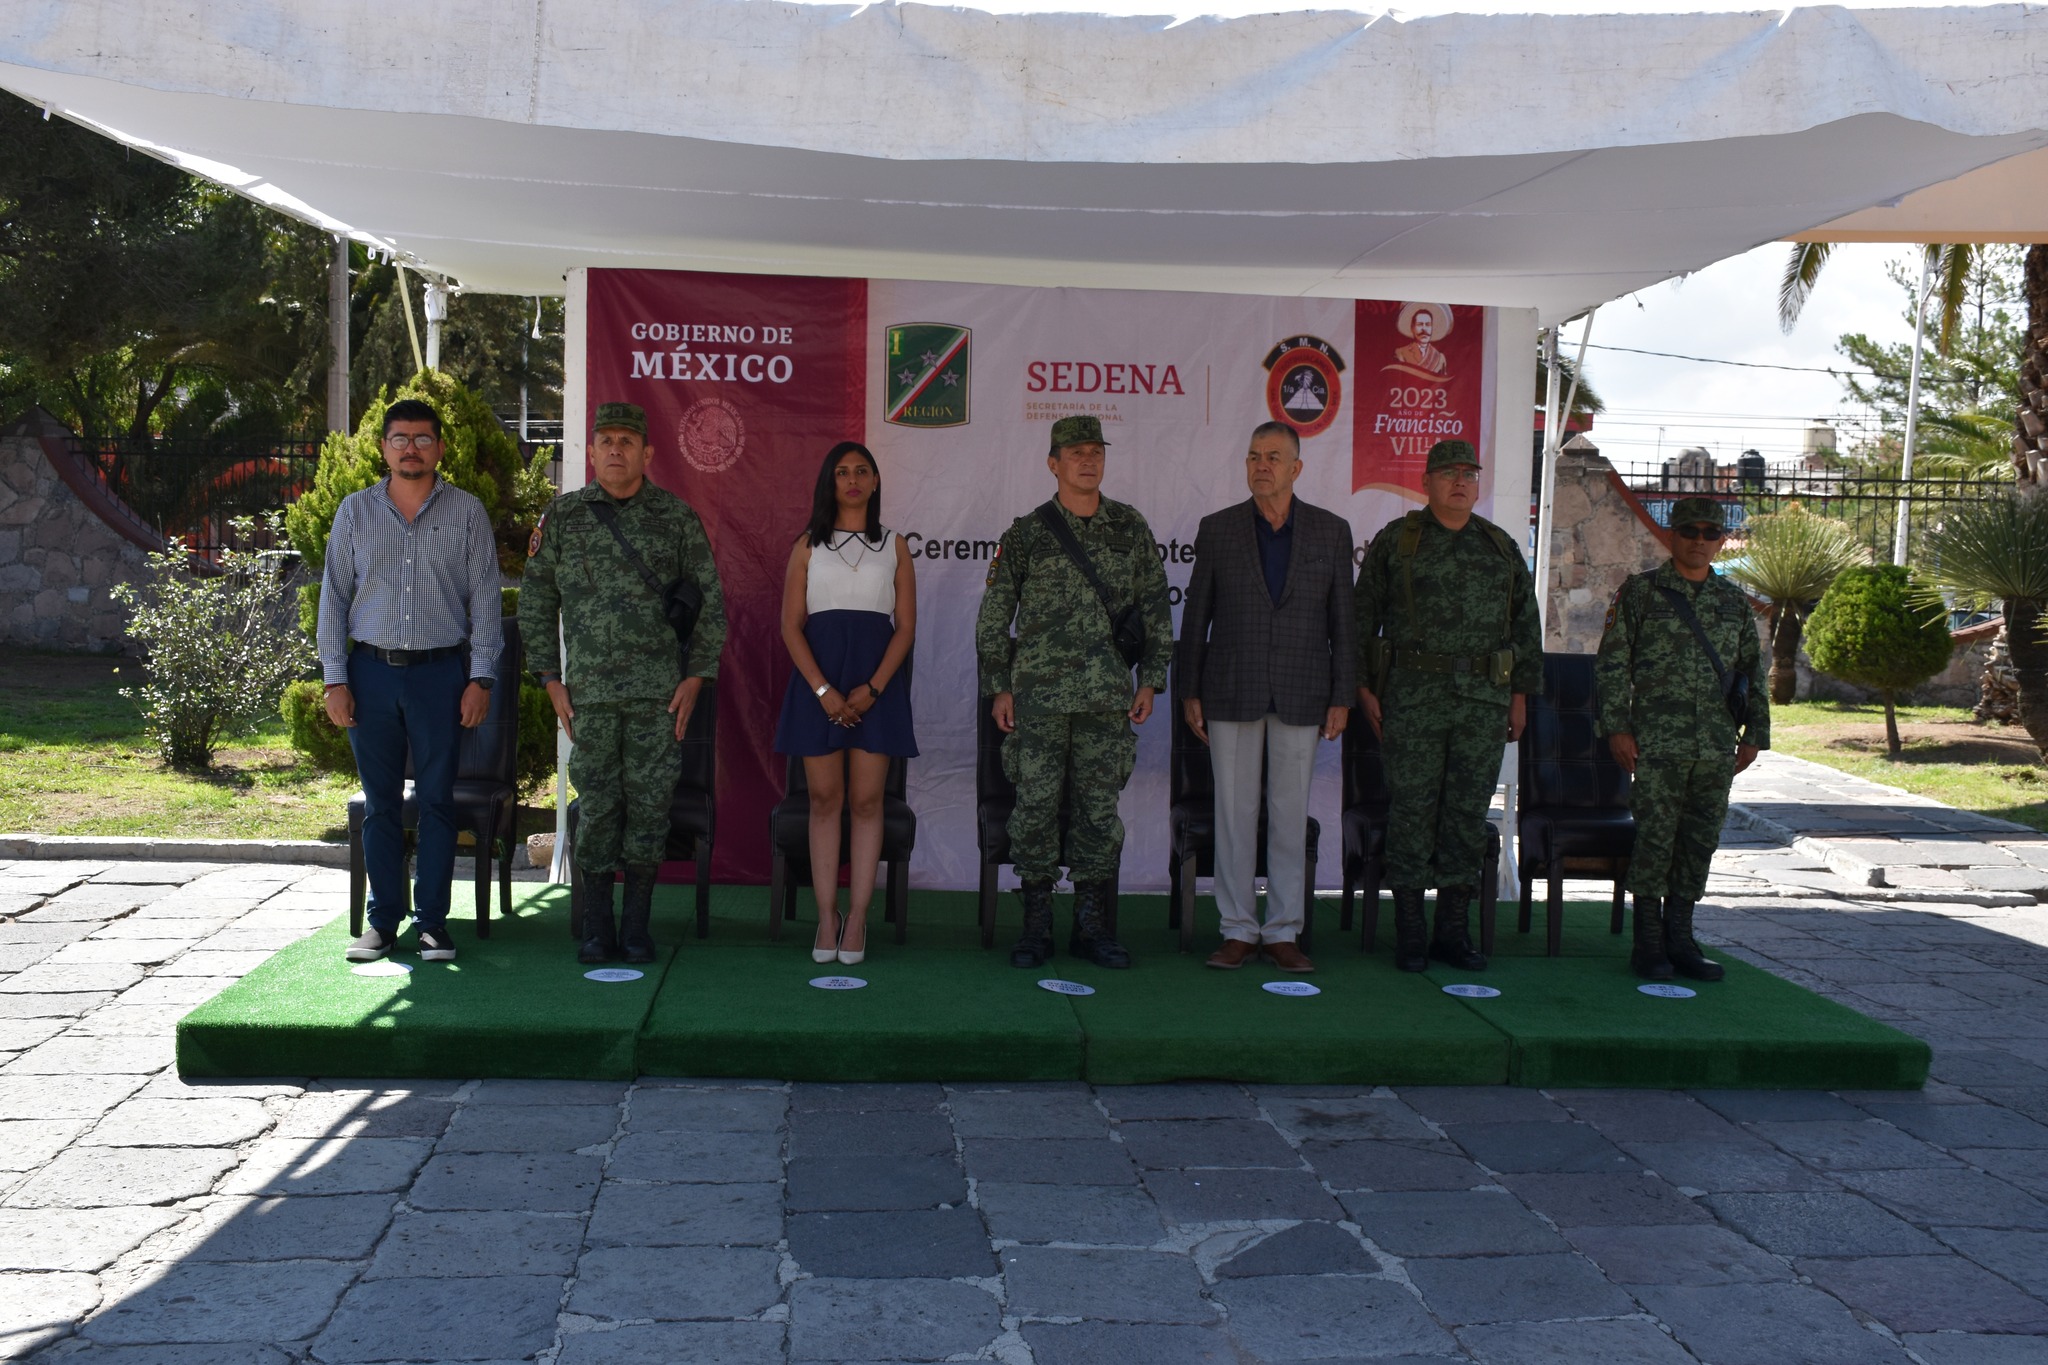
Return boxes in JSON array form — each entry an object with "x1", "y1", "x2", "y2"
[
  {"x1": 519, "y1": 402, "x2": 727, "y2": 966},
  {"x1": 1595, "y1": 495, "x2": 1768, "y2": 981},
  {"x1": 1356, "y1": 439, "x2": 1543, "y2": 972},
  {"x1": 977, "y1": 414, "x2": 1173, "y2": 969}
]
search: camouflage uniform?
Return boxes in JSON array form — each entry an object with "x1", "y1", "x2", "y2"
[
  {"x1": 1357, "y1": 515, "x2": 1543, "y2": 887},
  {"x1": 1594, "y1": 495, "x2": 1768, "y2": 980},
  {"x1": 977, "y1": 416, "x2": 1172, "y2": 966},
  {"x1": 1596, "y1": 533, "x2": 1769, "y2": 900},
  {"x1": 519, "y1": 467, "x2": 727, "y2": 876},
  {"x1": 978, "y1": 499, "x2": 1172, "y2": 880},
  {"x1": 1356, "y1": 441, "x2": 1542, "y2": 969}
]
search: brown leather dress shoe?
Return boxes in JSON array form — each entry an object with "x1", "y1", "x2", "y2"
[
  {"x1": 1206, "y1": 939, "x2": 1257, "y2": 970},
  {"x1": 1263, "y1": 941, "x2": 1316, "y2": 973}
]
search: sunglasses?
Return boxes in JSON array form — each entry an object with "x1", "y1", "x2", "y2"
[{"x1": 1674, "y1": 524, "x2": 1726, "y2": 541}]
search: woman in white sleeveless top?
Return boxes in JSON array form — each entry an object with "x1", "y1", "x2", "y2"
[{"x1": 774, "y1": 442, "x2": 918, "y2": 965}]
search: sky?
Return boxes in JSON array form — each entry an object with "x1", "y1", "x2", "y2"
[{"x1": 1563, "y1": 242, "x2": 1921, "y2": 479}]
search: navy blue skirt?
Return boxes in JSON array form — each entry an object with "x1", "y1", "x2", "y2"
[{"x1": 774, "y1": 610, "x2": 918, "y2": 758}]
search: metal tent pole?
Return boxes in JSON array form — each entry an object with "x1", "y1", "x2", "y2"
[
  {"x1": 326, "y1": 235, "x2": 350, "y2": 434},
  {"x1": 1894, "y1": 254, "x2": 1935, "y2": 566},
  {"x1": 1533, "y1": 325, "x2": 1564, "y2": 635}
]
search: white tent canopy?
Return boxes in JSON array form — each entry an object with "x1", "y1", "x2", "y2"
[{"x1": 3, "y1": 1, "x2": 2045, "y2": 320}]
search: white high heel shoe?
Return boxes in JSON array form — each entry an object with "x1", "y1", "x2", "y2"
[
  {"x1": 812, "y1": 913, "x2": 840, "y2": 964},
  {"x1": 836, "y1": 915, "x2": 867, "y2": 966}
]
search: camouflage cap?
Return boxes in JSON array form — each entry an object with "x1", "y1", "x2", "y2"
[
  {"x1": 1425, "y1": 439, "x2": 1481, "y2": 472},
  {"x1": 1669, "y1": 496, "x2": 1727, "y2": 531},
  {"x1": 593, "y1": 401, "x2": 647, "y2": 436},
  {"x1": 1050, "y1": 414, "x2": 1110, "y2": 449}
]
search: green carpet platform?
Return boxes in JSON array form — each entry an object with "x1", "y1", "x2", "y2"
[{"x1": 176, "y1": 886, "x2": 1929, "y2": 1089}]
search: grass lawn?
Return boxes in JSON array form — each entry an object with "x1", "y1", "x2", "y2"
[
  {"x1": 1769, "y1": 699, "x2": 2048, "y2": 835},
  {"x1": 1, "y1": 652, "x2": 553, "y2": 843}
]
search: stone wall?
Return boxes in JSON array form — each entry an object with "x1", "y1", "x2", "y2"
[
  {"x1": 1544, "y1": 438, "x2": 1992, "y2": 709},
  {"x1": 1543, "y1": 436, "x2": 1669, "y2": 654},
  {"x1": 0, "y1": 430, "x2": 153, "y2": 653}
]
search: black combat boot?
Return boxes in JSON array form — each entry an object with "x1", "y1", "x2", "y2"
[
  {"x1": 1390, "y1": 888, "x2": 1429, "y2": 973},
  {"x1": 1630, "y1": 895, "x2": 1675, "y2": 981},
  {"x1": 1070, "y1": 881, "x2": 1132, "y2": 969},
  {"x1": 1429, "y1": 886, "x2": 1488, "y2": 971},
  {"x1": 619, "y1": 865, "x2": 659, "y2": 965},
  {"x1": 1010, "y1": 880, "x2": 1055, "y2": 969},
  {"x1": 1663, "y1": 898, "x2": 1725, "y2": 982},
  {"x1": 576, "y1": 867, "x2": 619, "y2": 965}
]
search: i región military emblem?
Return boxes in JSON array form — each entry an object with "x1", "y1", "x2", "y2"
[
  {"x1": 885, "y1": 323, "x2": 971, "y2": 428},
  {"x1": 1262, "y1": 335, "x2": 1346, "y2": 440}
]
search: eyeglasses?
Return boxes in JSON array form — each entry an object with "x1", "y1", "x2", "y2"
[
  {"x1": 1674, "y1": 524, "x2": 1726, "y2": 541},
  {"x1": 1434, "y1": 469, "x2": 1480, "y2": 484},
  {"x1": 383, "y1": 434, "x2": 439, "y2": 451}
]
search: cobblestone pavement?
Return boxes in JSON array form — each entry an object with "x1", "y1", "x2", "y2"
[
  {"x1": 3, "y1": 778, "x2": 2048, "y2": 1363},
  {"x1": 1728, "y1": 750, "x2": 2048, "y2": 904}
]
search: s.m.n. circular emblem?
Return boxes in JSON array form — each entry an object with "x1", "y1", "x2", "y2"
[
  {"x1": 1262, "y1": 335, "x2": 1347, "y2": 440},
  {"x1": 677, "y1": 397, "x2": 745, "y2": 473}
]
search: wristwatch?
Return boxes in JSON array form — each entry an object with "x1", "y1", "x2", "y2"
[
  {"x1": 814, "y1": 682, "x2": 831, "y2": 698},
  {"x1": 472, "y1": 678, "x2": 495, "y2": 692}
]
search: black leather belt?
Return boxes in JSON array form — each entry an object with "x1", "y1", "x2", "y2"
[
  {"x1": 352, "y1": 642, "x2": 465, "y2": 667},
  {"x1": 1395, "y1": 648, "x2": 1492, "y2": 676}
]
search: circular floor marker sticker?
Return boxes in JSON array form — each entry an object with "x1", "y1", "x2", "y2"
[
  {"x1": 1262, "y1": 981, "x2": 1322, "y2": 997},
  {"x1": 1442, "y1": 983, "x2": 1502, "y2": 998},
  {"x1": 350, "y1": 960, "x2": 412, "y2": 977},
  {"x1": 584, "y1": 968, "x2": 645, "y2": 983},
  {"x1": 1037, "y1": 979, "x2": 1096, "y2": 996},
  {"x1": 1638, "y1": 983, "x2": 1698, "y2": 999},
  {"x1": 809, "y1": 975, "x2": 868, "y2": 990}
]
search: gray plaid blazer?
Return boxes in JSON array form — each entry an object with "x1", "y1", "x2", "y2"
[{"x1": 1175, "y1": 498, "x2": 1357, "y2": 727}]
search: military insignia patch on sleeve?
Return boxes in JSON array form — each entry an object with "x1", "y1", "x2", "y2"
[
  {"x1": 985, "y1": 540, "x2": 1002, "y2": 587},
  {"x1": 528, "y1": 512, "x2": 547, "y2": 558},
  {"x1": 1603, "y1": 586, "x2": 1621, "y2": 633}
]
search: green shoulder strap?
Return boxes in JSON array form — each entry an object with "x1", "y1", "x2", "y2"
[{"x1": 1396, "y1": 510, "x2": 1428, "y2": 631}]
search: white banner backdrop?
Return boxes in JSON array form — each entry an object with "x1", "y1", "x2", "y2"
[
  {"x1": 560, "y1": 268, "x2": 1537, "y2": 891},
  {"x1": 857, "y1": 280, "x2": 1527, "y2": 890}
]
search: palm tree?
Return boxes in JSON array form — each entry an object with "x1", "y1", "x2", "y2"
[
  {"x1": 1917, "y1": 493, "x2": 2048, "y2": 758},
  {"x1": 1534, "y1": 346, "x2": 1604, "y2": 425},
  {"x1": 1720, "y1": 506, "x2": 1867, "y2": 704},
  {"x1": 1915, "y1": 410, "x2": 2025, "y2": 480},
  {"x1": 1779, "y1": 242, "x2": 1979, "y2": 355},
  {"x1": 1782, "y1": 241, "x2": 2048, "y2": 489},
  {"x1": 2022, "y1": 247, "x2": 2048, "y2": 489}
]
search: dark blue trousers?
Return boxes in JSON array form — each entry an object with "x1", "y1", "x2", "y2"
[{"x1": 347, "y1": 651, "x2": 465, "y2": 935}]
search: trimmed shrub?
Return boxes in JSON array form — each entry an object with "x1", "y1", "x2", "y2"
[
  {"x1": 279, "y1": 679, "x2": 355, "y2": 773},
  {"x1": 1806, "y1": 564, "x2": 1954, "y2": 756},
  {"x1": 109, "y1": 515, "x2": 313, "y2": 771}
]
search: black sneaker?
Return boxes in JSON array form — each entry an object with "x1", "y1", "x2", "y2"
[
  {"x1": 416, "y1": 927, "x2": 457, "y2": 963},
  {"x1": 345, "y1": 928, "x2": 395, "y2": 962}
]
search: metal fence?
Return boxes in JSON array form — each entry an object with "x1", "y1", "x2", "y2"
[
  {"x1": 66, "y1": 437, "x2": 323, "y2": 563},
  {"x1": 1609, "y1": 459, "x2": 2013, "y2": 563}
]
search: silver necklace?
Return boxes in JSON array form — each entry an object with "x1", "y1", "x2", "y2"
[{"x1": 826, "y1": 529, "x2": 871, "y2": 573}]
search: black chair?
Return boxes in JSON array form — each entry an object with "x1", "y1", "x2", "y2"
[
  {"x1": 974, "y1": 702, "x2": 1119, "y2": 949},
  {"x1": 1518, "y1": 652, "x2": 1633, "y2": 956},
  {"x1": 1338, "y1": 711, "x2": 1499, "y2": 956},
  {"x1": 566, "y1": 680, "x2": 718, "y2": 941},
  {"x1": 1165, "y1": 697, "x2": 1321, "y2": 955},
  {"x1": 765, "y1": 749, "x2": 916, "y2": 944},
  {"x1": 348, "y1": 618, "x2": 524, "y2": 940}
]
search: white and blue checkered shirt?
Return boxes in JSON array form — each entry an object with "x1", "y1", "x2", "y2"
[{"x1": 317, "y1": 477, "x2": 504, "y2": 685}]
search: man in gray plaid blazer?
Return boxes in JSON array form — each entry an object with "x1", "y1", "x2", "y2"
[{"x1": 1177, "y1": 421, "x2": 1357, "y2": 972}]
